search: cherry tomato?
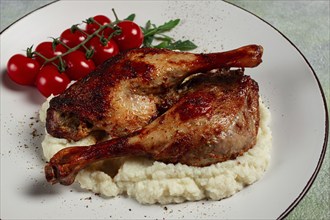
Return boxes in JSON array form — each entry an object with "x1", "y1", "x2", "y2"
[
  {"x1": 113, "y1": 21, "x2": 144, "y2": 51},
  {"x1": 7, "y1": 54, "x2": 40, "y2": 86},
  {"x1": 60, "y1": 28, "x2": 86, "y2": 48},
  {"x1": 64, "y1": 51, "x2": 95, "y2": 80},
  {"x1": 86, "y1": 15, "x2": 113, "y2": 36},
  {"x1": 35, "y1": 41, "x2": 67, "y2": 65},
  {"x1": 35, "y1": 65, "x2": 71, "y2": 97},
  {"x1": 88, "y1": 37, "x2": 119, "y2": 66}
]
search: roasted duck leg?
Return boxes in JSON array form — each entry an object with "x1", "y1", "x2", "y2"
[
  {"x1": 45, "y1": 73, "x2": 259, "y2": 185},
  {"x1": 46, "y1": 45, "x2": 263, "y2": 141}
]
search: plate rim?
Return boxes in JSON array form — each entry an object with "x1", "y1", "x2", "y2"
[
  {"x1": 1, "y1": 0, "x2": 328, "y2": 219},
  {"x1": 222, "y1": 1, "x2": 329, "y2": 219}
]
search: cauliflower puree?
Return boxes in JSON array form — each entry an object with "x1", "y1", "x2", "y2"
[{"x1": 40, "y1": 97, "x2": 272, "y2": 204}]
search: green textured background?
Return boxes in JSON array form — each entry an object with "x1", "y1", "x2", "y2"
[
  {"x1": 1, "y1": 1, "x2": 329, "y2": 219},
  {"x1": 226, "y1": 1, "x2": 330, "y2": 219},
  {"x1": 226, "y1": 1, "x2": 329, "y2": 219}
]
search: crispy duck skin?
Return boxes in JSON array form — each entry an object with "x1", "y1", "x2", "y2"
[
  {"x1": 46, "y1": 45, "x2": 263, "y2": 142},
  {"x1": 45, "y1": 73, "x2": 260, "y2": 185}
]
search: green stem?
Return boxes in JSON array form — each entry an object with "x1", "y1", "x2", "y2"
[
  {"x1": 77, "y1": 28, "x2": 89, "y2": 36},
  {"x1": 39, "y1": 23, "x2": 111, "y2": 65},
  {"x1": 93, "y1": 20, "x2": 103, "y2": 27},
  {"x1": 143, "y1": 29, "x2": 159, "y2": 38},
  {"x1": 82, "y1": 44, "x2": 89, "y2": 51},
  {"x1": 56, "y1": 39, "x2": 71, "y2": 50},
  {"x1": 106, "y1": 29, "x2": 121, "y2": 41},
  {"x1": 58, "y1": 56, "x2": 66, "y2": 72},
  {"x1": 33, "y1": 51, "x2": 49, "y2": 61},
  {"x1": 112, "y1": 8, "x2": 119, "y2": 22}
]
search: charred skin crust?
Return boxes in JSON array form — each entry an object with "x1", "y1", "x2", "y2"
[
  {"x1": 156, "y1": 74, "x2": 260, "y2": 167},
  {"x1": 46, "y1": 108, "x2": 93, "y2": 142},
  {"x1": 46, "y1": 46, "x2": 263, "y2": 142},
  {"x1": 174, "y1": 91, "x2": 215, "y2": 122},
  {"x1": 44, "y1": 74, "x2": 260, "y2": 185},
  {"x1": 44, "y1": 46, "x2": 263, "y2": 185},
  {"x1": 45, "y1": 50, "x2": 161, "y2": 140}
]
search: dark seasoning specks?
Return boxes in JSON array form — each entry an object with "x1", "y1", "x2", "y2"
[
  {"x1": 162, "y1": 1, "x2": 227, "y2": 53},
  {"x1": 1, "y1": 1, "x2": 241, "y2": 219},
  {"x1": 3, "y1": 112, "x2": 44, "y2": 160},
  {"x1": 155, "y1": 1, "x2": 233, "y2": 219},
  {"x1": 1, "y1": 109, "x2": 118, "y2": 215},
  {"x1": 2, "y1": 112, "x2": 46, "y2": 189},
  {"x1": 2, "y1": 99, "x2": 229, "y2": 219}
]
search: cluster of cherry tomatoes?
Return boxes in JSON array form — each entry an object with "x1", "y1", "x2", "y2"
[{"x1": 7, "y1": 15, "x2": 144, "y2": 97}]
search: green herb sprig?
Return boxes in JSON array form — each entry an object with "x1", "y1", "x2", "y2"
[{"x1": 141, "y1": 19, "x2": 197, "y2": 51}]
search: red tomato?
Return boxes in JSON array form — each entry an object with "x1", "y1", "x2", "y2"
[
  {"x1": 113, "y1": 21, "x2": 144, "y2": 51},
  {"x1": 102, "y1": 27, "x2": 115, "y2": 38},
  {"x1": 7, "y1": 54, "x2": 40, "y2": 86},
  {"x1": 86, "y1": 15, "x2": 113, "y2": 36},
  {"x1": 35, "y1": 41, "x2": 67, "y2": 65},
  {"x1": 35, "y1": 65, "x2": 71, "y2": 97},
  {"x1": 64, "y1": 51, "x2": 96, "y2": 80},
  {"x1": 88, "y1": 37, "x2": 119, "y2": 66},
  {"x1": 60, "y1": 28, "x2": 86, "y2": 48}
]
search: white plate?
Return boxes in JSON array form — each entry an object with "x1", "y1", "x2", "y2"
[{"x1": 0, "y1": 1, "x2": 328, "y2": 219}]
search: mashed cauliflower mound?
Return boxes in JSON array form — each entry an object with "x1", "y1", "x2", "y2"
[{"x1": 40, "y1": 97, "x2": 272, "y2": 205}]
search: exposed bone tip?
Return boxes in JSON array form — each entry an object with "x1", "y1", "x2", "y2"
[
  {"x1": 45, "y1": 163, "x2": 59, "y2": 185},
  {"x1": 257, "y1": 45, "x2": 264, "y2": 55}
]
